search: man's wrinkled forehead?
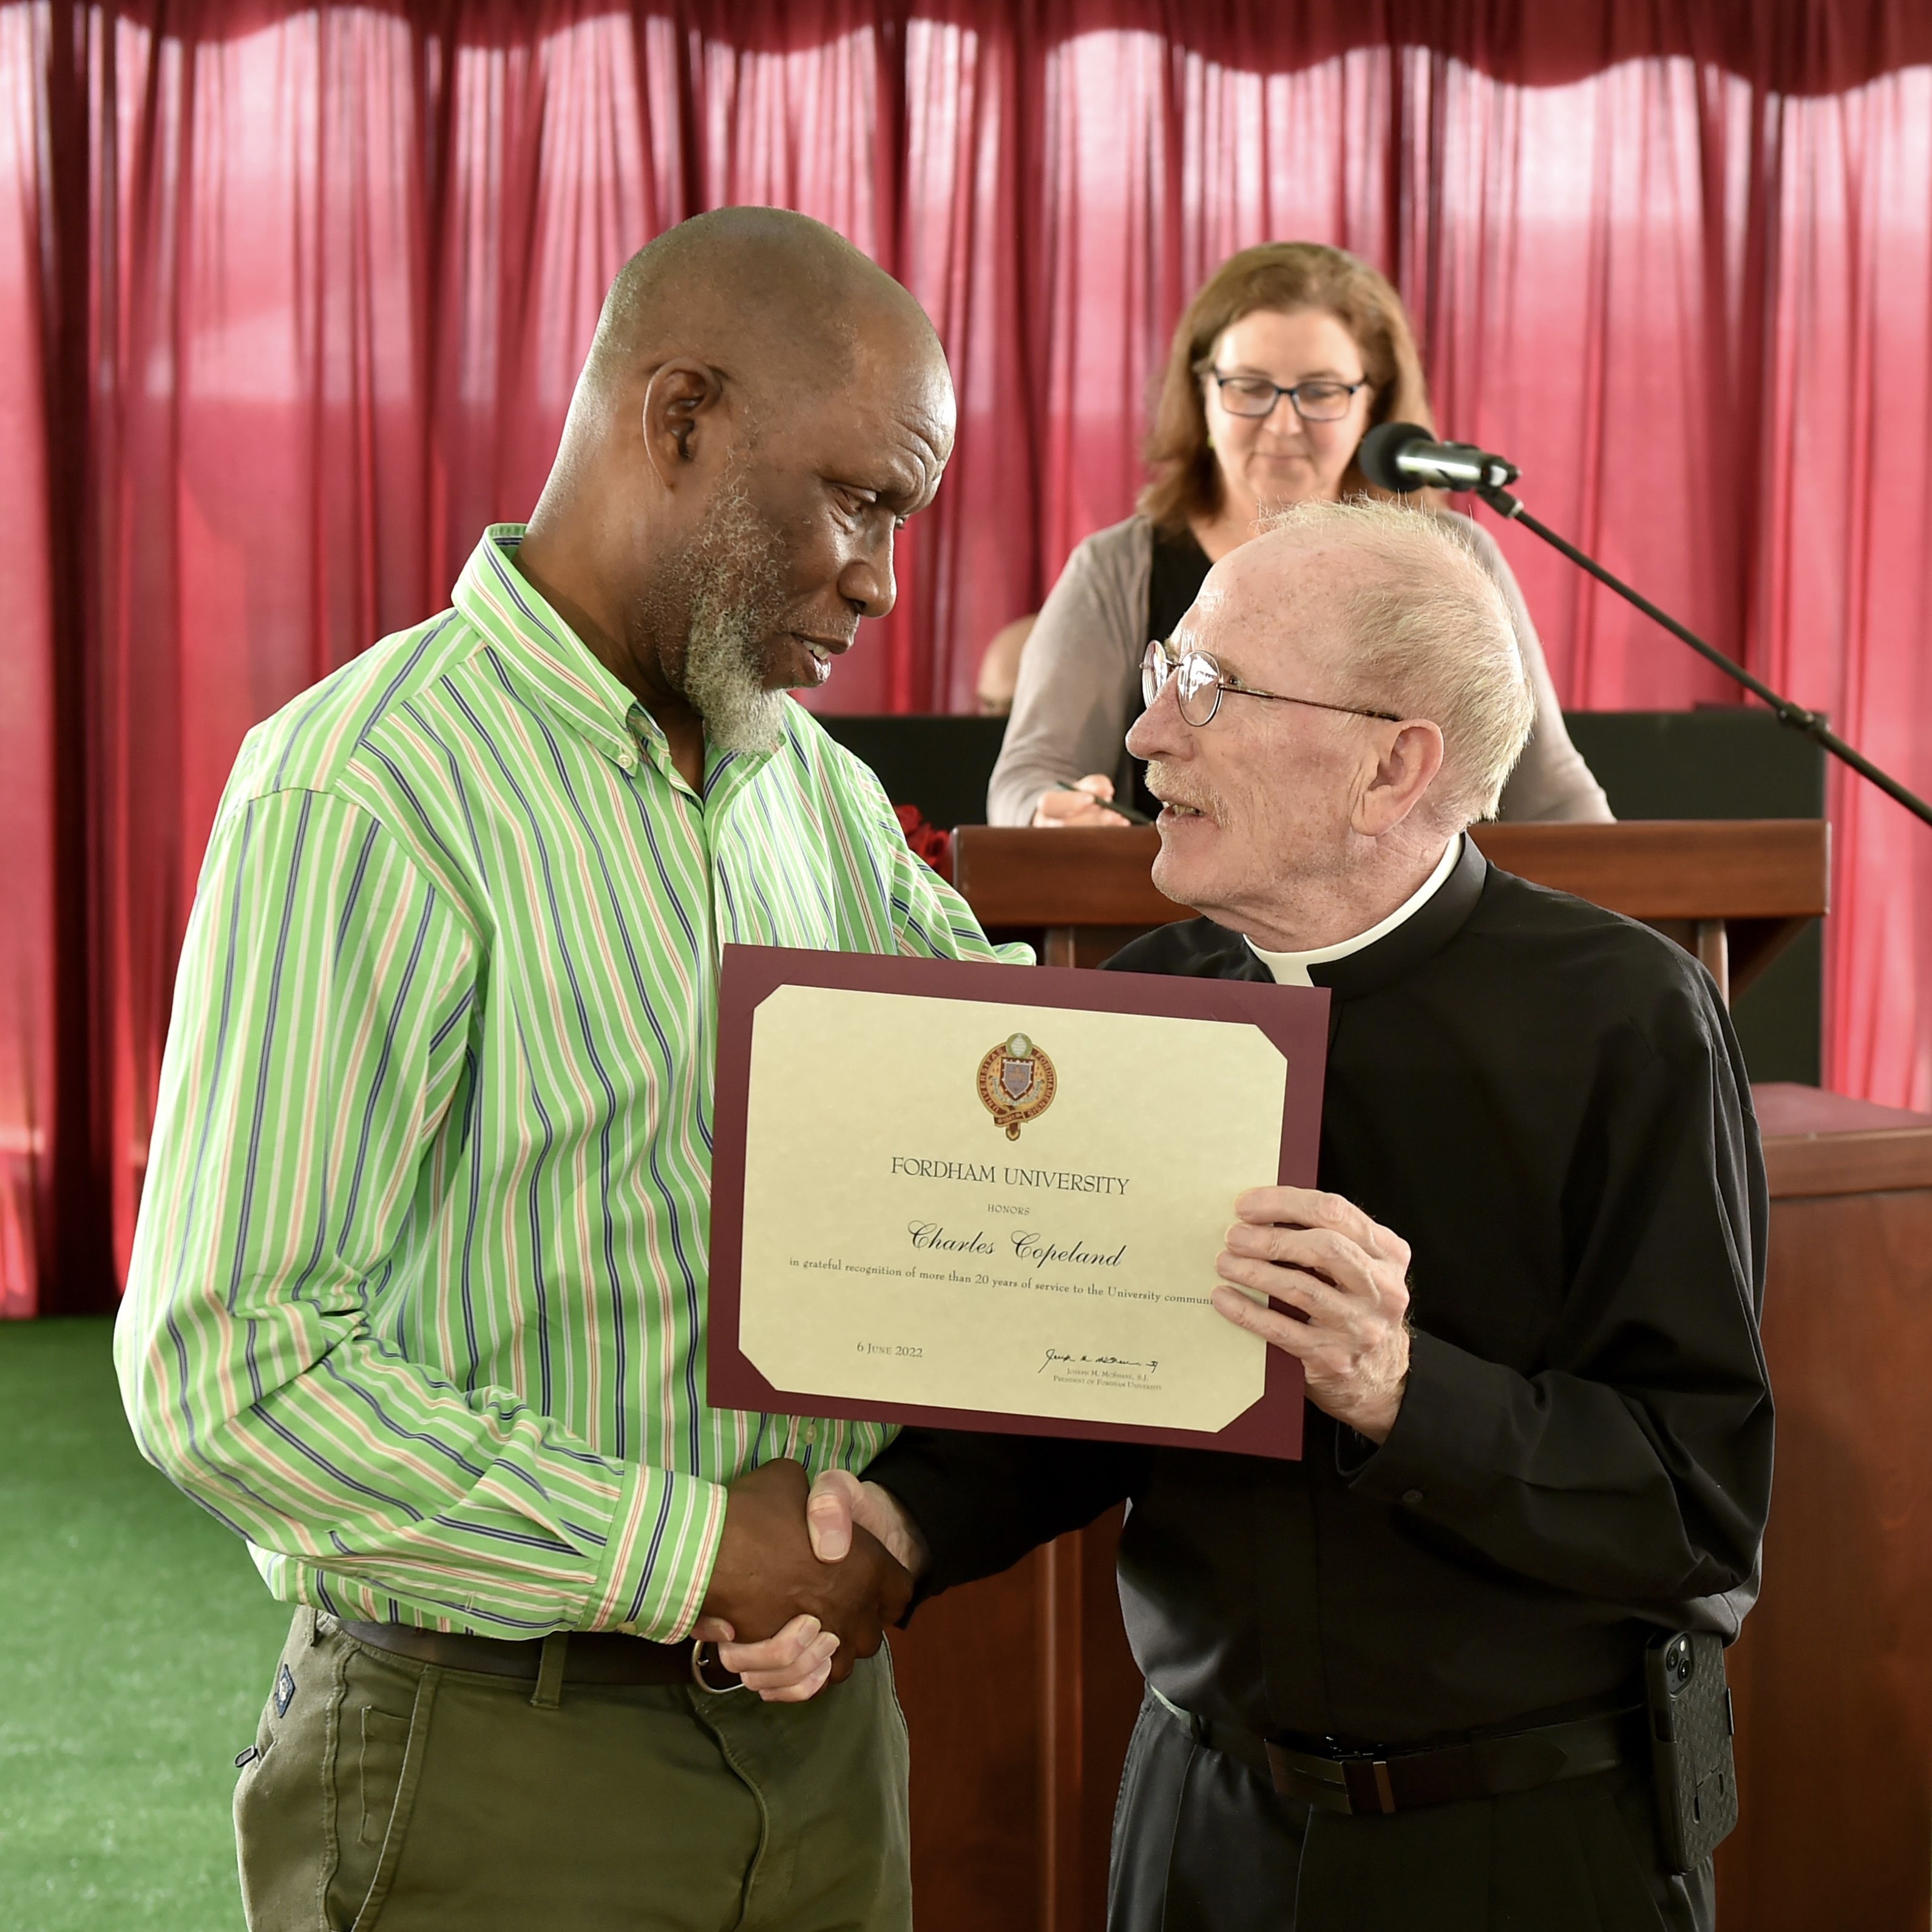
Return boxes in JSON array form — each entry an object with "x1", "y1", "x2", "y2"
[
  {"x1": 781, "y1": 330, "x2": 954, "y2": 514},
  {"x1": 1181, "y1": 534, "x2": 1344, "y2": 680}
]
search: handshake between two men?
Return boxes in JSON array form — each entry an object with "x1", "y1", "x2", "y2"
[
  {"x1": 691, "y1": 1458, "x2": 929, "y2": 1701},
  {"x1": 691, "y1": 1184, "x2": 1418, "y2": 1701}
]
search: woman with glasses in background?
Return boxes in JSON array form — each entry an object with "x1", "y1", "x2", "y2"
[{"x1": 988, "y1": 242, "x2": 1610, "y2": 827}]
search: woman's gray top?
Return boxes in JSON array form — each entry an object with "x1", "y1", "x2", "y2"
[{"x1": 988, "y1": 511, "x2": 1612, "y2": 827}]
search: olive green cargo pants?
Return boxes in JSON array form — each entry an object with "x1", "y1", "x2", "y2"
[{"x1": 234, "y1": 1609, "x2": 913, "y2": 1932}]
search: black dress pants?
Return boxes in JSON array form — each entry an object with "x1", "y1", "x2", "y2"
[{"x1": 1108, "y1": 1693, "x2": 1714, "y2": 1932}]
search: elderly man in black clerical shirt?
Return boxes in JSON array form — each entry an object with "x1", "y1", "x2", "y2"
[{"x1": 809, "y1": 498, "x2": 1772, "y2": 1932}]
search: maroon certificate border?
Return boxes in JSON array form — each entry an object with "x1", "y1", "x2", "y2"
[{"x1": 707, "y1": 945, "x2": 1329, "y2": 1461}]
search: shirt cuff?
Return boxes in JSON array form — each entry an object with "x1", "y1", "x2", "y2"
[
  {"x1": 1346, "y1": 1329, "x2": 1519, "y2": 1520},
  {"x1": 585, "y1": 1461, "x2": 728, "y2": 1642}
]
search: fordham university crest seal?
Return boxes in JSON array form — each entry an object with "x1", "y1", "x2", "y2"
[{"x1": 977, "y1": 1032, "x2": 1057, "y2": 1141}]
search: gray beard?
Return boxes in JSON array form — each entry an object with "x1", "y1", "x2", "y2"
[{"x1": 677, "y1": 483, "x2": 792, "y2": 757}]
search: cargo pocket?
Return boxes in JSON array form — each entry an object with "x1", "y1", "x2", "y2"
[
  {"x1": 329, "y1": 1656, "x2": 440, "y2": 1931},
  {"x1": 358, "y1": 1709, "x2": 413, "y2": 1845}
]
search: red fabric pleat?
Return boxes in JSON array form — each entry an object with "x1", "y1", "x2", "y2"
[{"x1": 5, "y1": 0, "x2": 1932, "y2": 1313}]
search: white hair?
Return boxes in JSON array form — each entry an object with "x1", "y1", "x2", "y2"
[{"x1": 1259, "y1": 498, "x2": 1536, "y2": 826}]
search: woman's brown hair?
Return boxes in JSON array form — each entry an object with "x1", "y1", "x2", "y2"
[{"x1": 1138, "y1": 243, "x2": 1436, "y2": 533}]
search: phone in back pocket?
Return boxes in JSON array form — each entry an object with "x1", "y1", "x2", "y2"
[{"x1": 1644, "y1": 1630, "x2": 1738, "y2": 1872}]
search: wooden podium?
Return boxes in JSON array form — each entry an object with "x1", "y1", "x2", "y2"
[
  {"x1": 952, "y1": 819, "x2": 1828, "y2": 1003},
  {"x1": 1726, "y1": 1083, "x2": 1932, "y2": 1930},
  {"x1": 887, "y1": 821, "x2": 1932, "y2": 1931}
]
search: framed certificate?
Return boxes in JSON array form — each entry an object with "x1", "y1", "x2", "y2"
[{"x1": 707, "y1": 946, "x2": 1329, "y2": 1460}]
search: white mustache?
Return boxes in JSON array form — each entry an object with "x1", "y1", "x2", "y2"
[{"x1": 1144, "y1": 764, "x2": 1219, "y2": 819}]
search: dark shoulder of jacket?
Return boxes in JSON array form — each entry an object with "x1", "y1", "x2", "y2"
[
  {"x1": 1468, "y1": 866, "x2": 1732, "y2": 1060},
  {"x1": 1099, "y1": 916, "x2": 1259, "y2": 979}
]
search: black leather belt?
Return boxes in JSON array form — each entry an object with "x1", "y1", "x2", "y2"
[
  {"x1": 336, "y1": 1619, "x2": 741, "y2": 1691},
  {"x1": 1171, "y1": 1696, "x2": 1642, "y2": 1815}
]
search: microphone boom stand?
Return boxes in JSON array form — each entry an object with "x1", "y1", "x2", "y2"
[{"x1": 1471, "y1": 478, "x2": 1932, "y2": 832}]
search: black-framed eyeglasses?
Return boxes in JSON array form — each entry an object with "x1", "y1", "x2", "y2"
[
  {"x1": 1141, "y1": 638, "x2": 1402, "y2": 729},
  {"x1": 1205, "y1": 370, "x2": 1368, "y2": 422}
]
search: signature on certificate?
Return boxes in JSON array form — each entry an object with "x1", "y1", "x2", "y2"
[{"x1": 1039, "y1": 1348, "x2": 1160, "y2": 1377}]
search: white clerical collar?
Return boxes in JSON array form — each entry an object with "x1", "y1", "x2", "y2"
[{"x1": 1245, "y1": 835, "x2": 1464, "y2": 987}]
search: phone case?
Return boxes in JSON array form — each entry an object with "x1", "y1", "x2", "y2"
[{"x1": 1644, "y1": 1630, "x2": 1739, "y2": 1872}]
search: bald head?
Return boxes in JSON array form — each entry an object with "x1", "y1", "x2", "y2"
[{"x1": 580, "y1": 206, "x2": 940, "y2": 419}]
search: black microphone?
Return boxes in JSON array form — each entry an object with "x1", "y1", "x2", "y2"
[{"x1": 1357, "y1": 421, "x2": 1521, "y2": 495}]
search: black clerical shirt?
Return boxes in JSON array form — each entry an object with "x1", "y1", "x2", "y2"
[{"x1": 868, "y1": 840, "x2": 1772, "y2": 1749}]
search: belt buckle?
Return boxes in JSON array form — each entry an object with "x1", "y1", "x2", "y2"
[
  {"x1": 1340, "y1": 1756, "x2": 1398, "y2": 1815},
  {"x1": 1264, "y1": 1741, "x2": 1366, "y2": 1815},
  {"x1": 1265, "y1": 1740, "x2": 1398, "y2": 1815}
]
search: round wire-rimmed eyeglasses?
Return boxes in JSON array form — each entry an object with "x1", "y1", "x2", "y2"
[
  {"x1": 1205, "y1": 370, "x2": 1369, "y2": 422},
  {"x1": 1141, "y1": 638, "x2": 1402, "y2": 730}
]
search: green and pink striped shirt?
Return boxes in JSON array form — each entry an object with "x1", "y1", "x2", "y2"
[{"x1": 115, "y1": 526, "x2": 1019, "y2": 1641}]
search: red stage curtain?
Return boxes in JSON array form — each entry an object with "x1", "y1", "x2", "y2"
[{"x1": 6, "y1": 0, "x2": 1932, "y2": 1313}]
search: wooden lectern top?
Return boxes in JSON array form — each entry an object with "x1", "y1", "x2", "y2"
[
  {"x1": 1471, "y1": 820, "x2": 1827, "y2": 921},
  {"x1": 950, "y1": 819, "x2": 1829, "y2": 1003}
]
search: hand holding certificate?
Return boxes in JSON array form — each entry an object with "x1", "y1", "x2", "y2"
[{"x1": 708, "y1": 946, "x2": 1329, "y2": 1459}]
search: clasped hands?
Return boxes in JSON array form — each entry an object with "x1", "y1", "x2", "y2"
[
  {"x1": 691, "y1": 1459, "x2": 926, "y2": 1703},
  {"x1": 698, "y1": 1185, "x2": 1411, "y2": 1703}
]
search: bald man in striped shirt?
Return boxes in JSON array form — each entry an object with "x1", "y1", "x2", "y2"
[{"x1": 116, "y1": 208, "x2": 1011, "y2": 1932}]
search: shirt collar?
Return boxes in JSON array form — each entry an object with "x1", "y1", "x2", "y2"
[
  {"x1": 452, "y1": 526, "x2": 778, "y2": 796},
  {"x1": 1246, "y1": 834, "x2": 1468, "y2": 988},
  {"x1": 452, "y1": 526, "x2": 648, "y2": 767}
]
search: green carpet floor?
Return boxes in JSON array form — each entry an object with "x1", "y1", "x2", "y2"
[{"x1": 0, "y1": 1318, "x2": 292, "y2": 1931}]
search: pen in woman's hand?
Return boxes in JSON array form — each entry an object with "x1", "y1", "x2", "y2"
[{"x1": 1051, "y1": 781, "x2": 1153, "y2": 825}]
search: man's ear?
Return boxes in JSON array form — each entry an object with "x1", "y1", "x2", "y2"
[
  {"x1": 640, "y1": 358, "x2": 725, "y2": 487},
  {"x1": 1351, "y1": 720, "x2": 1445, "y2": 837}
]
